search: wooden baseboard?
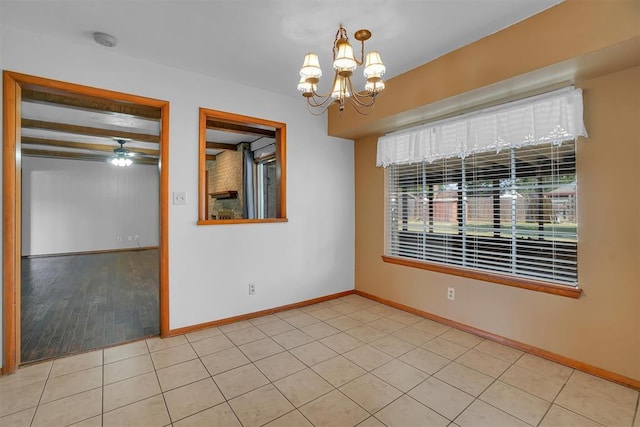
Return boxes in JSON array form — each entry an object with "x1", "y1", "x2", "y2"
[
  {"x1": 355, "y1": 290, "x2": 640, "y2": 390},
  {"x1": 166, "y1": 290, "x2": 355, "y2": 336},
  {"x1": 22, "y1": 246, "x2": 159, "y2": 258}
]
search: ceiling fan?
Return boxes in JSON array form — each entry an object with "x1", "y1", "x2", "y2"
[{"x1": 111, "y1": 138, "x2": 134, "y2": 167}]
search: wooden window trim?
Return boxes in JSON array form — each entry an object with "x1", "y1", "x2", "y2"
[
  {"x1": 198, "y1": 108, "x2": 287, "y2": 224},
  {"x1": 382, "y1": 255, "x2": 582, "y2": 299},
  {"x1": 197, "y1": 218, "x2": 288, "y2": 226}
]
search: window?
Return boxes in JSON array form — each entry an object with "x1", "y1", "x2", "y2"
[
  {"x1": 256, "y1": 156, "x2": 277, "y2": 219},
  {"x1": 198, "y1": 108, "x2": 286, "y2": 224},
  {"x1": 386, "y1": 141, "x2": 577, "y2": 286},
  {"x1": 378, "y1": 87, "x2": 587, "y2": 294}
]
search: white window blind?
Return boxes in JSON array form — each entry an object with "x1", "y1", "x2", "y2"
[{"x1": 380, "y1": 88, "x2": 586, "y2": 287}]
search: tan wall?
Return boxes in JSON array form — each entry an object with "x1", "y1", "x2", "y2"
[
  {"x1": 355, "y1": 66, "x2": 640, "y2": 381},
  {"x1": 331, "y1": 0, "x2": 640, "y2": 139}
]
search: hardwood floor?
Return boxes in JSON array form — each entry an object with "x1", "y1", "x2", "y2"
[{"x1": 20, "y1": 248, "x2": 159, "y2": 363}]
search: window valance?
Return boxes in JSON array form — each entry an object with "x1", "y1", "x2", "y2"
[{"x1": 376, "y1": 87, "x2": 588, "y2": 168}]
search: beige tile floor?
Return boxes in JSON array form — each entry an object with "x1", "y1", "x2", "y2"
[{"x1": 1, "y1": 294, "x2": 639, "y2": 427}]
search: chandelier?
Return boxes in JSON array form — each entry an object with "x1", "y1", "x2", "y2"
[
  {"x1": 297, "y1": 24, "x2": 386, "y2": 115},
  {"x1": 110, "y1": 138, "x2": 133, "y2": 167}
]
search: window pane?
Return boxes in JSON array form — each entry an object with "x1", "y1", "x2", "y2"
[{"x1": 385, "y1": 140, "x2": 577, "y2": 286}]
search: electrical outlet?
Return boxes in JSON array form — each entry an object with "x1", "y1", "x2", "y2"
[
  {"x1": 117, "y1": 236, "x2": 122, "y2": 242},
  {"x1": 128, "y1": 235, "x2": 132, "y2": 241},
  {"x1": 248, "y1": 283, "x2": 256, "y2": 295},
  {"x1": 172, "y1": 192, "x2": 187, "y2": 205},
  {"x1": 447, "y1": 287, "x2": 455, "y2": 300}
]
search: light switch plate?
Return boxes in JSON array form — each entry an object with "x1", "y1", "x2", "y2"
[{"x1": 173, "y1": 192, "x2": 187, "y2": 205}]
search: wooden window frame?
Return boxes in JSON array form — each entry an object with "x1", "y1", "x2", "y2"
[{"x1": 197, "y1": 108, "x2": 287, "y2": 225}]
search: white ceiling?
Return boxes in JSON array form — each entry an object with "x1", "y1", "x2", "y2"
[{"x1": 1, "y1": 0, "x2": 562, "y2": 99}]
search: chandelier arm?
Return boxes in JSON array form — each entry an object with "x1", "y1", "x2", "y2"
[
  {"x1": 350, "y1": 92, "x2": 376, "y2": 108},
  {"x1": 306, "y1": 103, "x2": 331, "y2": 116},
  {"x1": 344, "y1": 77, "x2": 376, "y2": 108},
  {"x1": 306, "y1": 94, "x2": 334, "y2": 108},
  {"x1": 306, "y1": 77, "x2": 338, "y2": 108},
  {"x1": 309, "y1": 88, "x2": 334, "y2": 101},
  {"x1": 349, "y1": 97, "x2": 376, "y2": 109},
  {"x1": 352, "y1": 101, "x2": 376, "y2": 115},
  {"x1": 357, "y1": 38, "x2": 365, "y2": 66},
  {"x1": 307, "y1": 69, "x2": 341, "y2": 106}
]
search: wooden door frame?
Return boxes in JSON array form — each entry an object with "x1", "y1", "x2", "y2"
[{"x1": 2, "y1": 71, "x2": 170, "y2": 374}]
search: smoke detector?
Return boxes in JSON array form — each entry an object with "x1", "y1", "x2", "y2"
[{"x1": 93, "y1": 32, "x2": 117, "y2": 48}]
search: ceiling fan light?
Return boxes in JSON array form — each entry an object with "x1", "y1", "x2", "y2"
[
  {"x1": 111, "y1": 138, "x2": 133, "y2": 167},
  {"x1": 333, "y1": 42, "x2": 357, "y2": 71},
  {"x1": 300, "y1": 53, "x2": 322, "y2": 79}
]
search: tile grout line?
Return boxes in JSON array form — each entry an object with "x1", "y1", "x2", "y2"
[
  {"x1": 146, "y1": 337, "x2": 173, "y2": 426},
  {"x1": 28, "y1": 359, "x2": 53, "y2": 427},
  {"x1": 101, "y1": 350, "x2": 104, "y2": 427}
]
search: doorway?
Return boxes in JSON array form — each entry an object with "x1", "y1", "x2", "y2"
[{"x1": 3, "y1": 71, "x2": 170, "y2": 373}]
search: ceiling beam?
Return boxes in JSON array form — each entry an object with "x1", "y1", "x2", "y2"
[
  {"x1": 206, "y1": 142, "x2": 238, "y2": 151},
  {"x1": 22, "y1": 136, "x2": 159, "y2": 157},
  {"x1": 22, "y1": 149, "x2": 158, "y2": 165},
  {"x1": 22, "y1": 119, "x2": 160, "y2": 143},
  {"x1": 206, "y1": 120, "x2": 276, "y2": 138},
  {"x1": 21, "y1": 88, "x2": 161, "y2": 120},
  {"x1": 206, "y1": 154, "x2": 217, "y2": 161}
]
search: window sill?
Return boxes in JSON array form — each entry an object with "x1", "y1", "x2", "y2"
[
  {"x1": 197, "y1": 218, "x2": 288, "y2": 225},
  {"x1": 381, "y1": 255, "x2": 582, "y2": 299}
]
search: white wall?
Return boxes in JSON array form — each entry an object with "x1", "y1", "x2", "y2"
[
  {"x1": 22, "y1": 157, "x2": 159, "y2": 256},
  {"x1": 0, "y1": 26, "x2": 355, "y2": 368}
]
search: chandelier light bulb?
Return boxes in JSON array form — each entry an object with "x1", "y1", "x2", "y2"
[
  {"x1": 297, "y1": 76, "x2": 316, "y2": 94},
  {"x1": 300, "y1": 53, "x2": 322, "y2": 81},
  {"x1": 331, "y1": 77, "x2": 350, "y2": 99},
  {"x1": 333, "y1": 42, "x2": 357, "y2": 72},
  {"x1": 365, "y1": 78, "x2": 385, "y2": 93},
  {"x1": 364, "y1": 51, "x2": 386, "y2": 78}
]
